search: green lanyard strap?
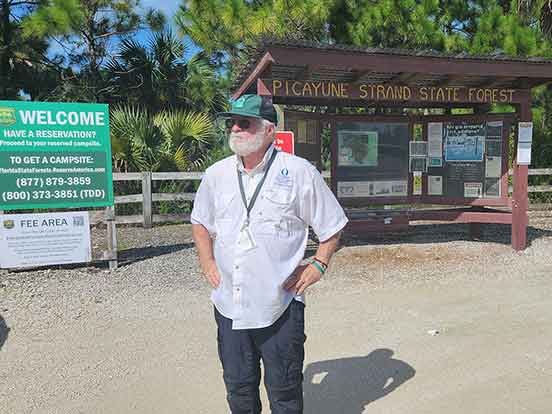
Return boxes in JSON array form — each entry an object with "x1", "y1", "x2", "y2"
[{"x1": 237, "y1": 149, "x2": 278, "y2": 228}]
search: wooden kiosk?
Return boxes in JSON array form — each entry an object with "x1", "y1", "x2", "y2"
[{"x1": 231, "y1": 40, "x2": 552, "y2": 250}]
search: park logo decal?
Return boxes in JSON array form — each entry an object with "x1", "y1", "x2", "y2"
[
  {"x1": 0, "y1": 107, "x2": 16, "y2": 127},
  {"x1": 3, "y1": 220, "x2": 15, "y2": 230}
]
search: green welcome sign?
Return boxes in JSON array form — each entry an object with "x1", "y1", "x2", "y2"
[{"x1": 0, "y1": 100, "x2": 114, "y2": 210}]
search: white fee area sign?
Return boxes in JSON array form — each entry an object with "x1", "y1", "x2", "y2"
[{"x1": 0, "y1": 211, "x2": 91, "y2": 268}]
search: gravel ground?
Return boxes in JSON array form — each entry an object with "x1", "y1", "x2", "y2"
[
  {"x1": 3, "y1": 213, "x2": 551, "y2": 331},
  {"x1": 1, "y1": 213, "x2": 552, "y2": 413}
]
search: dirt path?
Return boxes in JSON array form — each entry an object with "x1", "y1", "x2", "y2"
[{"x1": 1, "y1": 219, "x2": 552, "y2": 413}]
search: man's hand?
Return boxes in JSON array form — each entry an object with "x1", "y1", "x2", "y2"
[
  {"x1": 283, "y1": 263, "x2": 322, "y2": 295},
  {"x1": 192, "y1": 224, "x2": 220, "y2": 289},
  {"x1": 201, "y1": 259, "x2": 221, "y2": 288}
]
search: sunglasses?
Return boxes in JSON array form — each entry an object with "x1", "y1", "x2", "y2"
[{"x1": 225, "y1": 118, "x2": 252, "y2": 130}]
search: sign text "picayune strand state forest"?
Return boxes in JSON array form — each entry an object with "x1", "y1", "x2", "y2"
[{"x1": 267, "y1": 79, "x2": 521, "y2": 104}]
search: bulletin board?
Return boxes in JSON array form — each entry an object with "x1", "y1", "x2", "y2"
[
  {"x1": 332, "y1": 116, "x2": 410, "y2": 204},
  {"x1": 331, "y1": 114, "x2": 512, "y2": 207},
  {"x1": 421, "y1": 115, "x2": 512, "y2": 205}
]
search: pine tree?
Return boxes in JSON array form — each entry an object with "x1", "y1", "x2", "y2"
[
  {"x1": 0, "y1": 0, "x2": 60, "y2": 99},
  {"x1": 175, "y1": 0, "x2": 333, "y2": 71},
  {"x1": 22, "y1": 0, "x2": 164, "y2": 101}
]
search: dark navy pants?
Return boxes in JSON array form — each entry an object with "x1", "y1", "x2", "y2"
[{"x1": 214, "y1": 300, "x2": 306, "y2": 414}]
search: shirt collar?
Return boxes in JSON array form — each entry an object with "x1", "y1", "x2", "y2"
[{"x1": 236, "y1": 144, "x2": 275, "y2": 176}]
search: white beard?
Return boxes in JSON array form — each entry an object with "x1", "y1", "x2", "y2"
[{"x1": 229, "y1": 130, "x2": 267, "y2": 156}]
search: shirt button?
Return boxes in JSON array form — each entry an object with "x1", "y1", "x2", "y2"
[
  {"x1": 236, "y1": 287, "x2": 240, "y2": 291},
  {"x1": 234, "y1": 265, "x2": 239, "y2": 269}
]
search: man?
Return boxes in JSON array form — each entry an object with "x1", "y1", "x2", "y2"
[{"x1": 191, "y1": 94, "x2": 348, "y2": 413}]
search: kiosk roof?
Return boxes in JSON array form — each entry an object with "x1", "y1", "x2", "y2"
[{"x1": 232, "y1": 39, "x2": 552, "y2": 101}]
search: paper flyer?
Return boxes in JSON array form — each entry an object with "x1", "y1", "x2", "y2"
[
  {"x1": 427, "y1": 122, "x2": 443, "y2": 158},
  {"x1": 518, "y1": 122, "x2": 533, "y2": 143},
  {"x1": 485, "y1": 156, "x2": 502, "y2": 178},
  {"x1": 517, "y1": 141, "x2": 532, "y2": 165},
  {"x1": 413, "y1": 172, "x2": 422, "y2": 195},
  {"x1": 338, "y1": 131, "x2": 379, "y2": 167},
  {"x1": 428, "y1": 176, "x2": 443, "y2": 195},
  {"x1": 337, "y1": 181, "x2": 407, "y2": 198},
  {"x1": 464, "y1": 182, "x2": 483, "y2": 198}
]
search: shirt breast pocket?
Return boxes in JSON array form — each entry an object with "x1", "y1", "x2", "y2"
[
  {"x1": 256, "y1": 187, "x2": 295, "y2": 237},
  {"x1": 214, "y1": 192, "x2": 237, "y2": 242}
]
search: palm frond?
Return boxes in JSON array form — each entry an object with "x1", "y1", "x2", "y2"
[{"x1": 110, "y1": 105, "x2": 164, "y2": 171}]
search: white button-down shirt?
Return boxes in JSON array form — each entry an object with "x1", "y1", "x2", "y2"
[{"x1": 191, "y1": 146, "x2": 348, "y2": 329}]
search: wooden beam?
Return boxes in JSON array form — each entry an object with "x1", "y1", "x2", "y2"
[
  {"x1": 264, "y1": 80, "x2": 531, "y2": 104},
  {"x1": 470, "y1": 76, "x2": 519, "y2": 88},
  {"x1": 512, "y1": 102, "x2": 531, "y2": 250},
  {"x1": 266, "y1": 46, "x2": 552, "y2": 79},
  {"x1": 438, "y1": 74, "x2": 467, "y2": 87},
  {"x1": 488, "y1": 77, "x2": 518, "y2": 88},
  {"x1": 257, "y1": 78, "x2": 271, "y2": 96},
  {"x1": 473, "y1": 103, "x2": 492, "y2": 114},
  {"x1": 389, "y1": 72, "x2": 422, "y2": 84},
  {"x1": 294, "y1": 65, "x2": 311, "y2": 80},
  {"x1": 113, "y1": 172, "x2": 142, "y2": 181},
  {"x1": 350, "y1": 69, "x2": 374, "y2": 82},
  {"x1": 105, "y1": 206, "x2": 118, "y2": 270},
  {"x1": 152, "y1": 172, "x2": 203, "y2": 180},
  {"x1": 232, "y1": 52, "x2": 274, "y2": 100},
  {"x1": 514, "y1": 78, "x2": 531, "y2": 89},
  {"x1": 408, "y1": 209, "x2": 513, "y2": 224}
]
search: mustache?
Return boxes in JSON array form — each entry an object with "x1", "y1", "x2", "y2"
[{"x1": 229, "y1": 132, "x2": 250, "y2": 140}]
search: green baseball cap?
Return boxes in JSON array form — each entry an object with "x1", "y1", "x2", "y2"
[{"x1": 218, "y1": 94, "x2": 278, "y2": 124}]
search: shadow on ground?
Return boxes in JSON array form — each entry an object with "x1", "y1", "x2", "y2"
[
  {"x1": 118, "y1": 242, "x2": 195, "y2": 266},
  {"x1": 0, "y1": 315, "x2": 10, "y2": 350},
  {"x1": 304, "y1": 222, "x2": 552, "y2": 257},
  {"x1": 303, "y1": 348, "x2": 415, "y2": 414}
]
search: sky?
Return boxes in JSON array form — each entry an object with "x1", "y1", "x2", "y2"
[
  {"x1": 141, "y1": 0, "x2": 181, "y2": 19},
  {"x1": 46, "y1": 0, "x2": 202, "y2": 65},
  {"x1": 135, "y1": 0, "x2": 202, "y2": 59}
]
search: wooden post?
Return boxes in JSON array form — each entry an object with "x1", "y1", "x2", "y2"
[
  {"x1": 105, "y1": 206, "x2": 118, "y2": 270},
  {"x1": 512, "y1": 102, "x2": 531, "y2": 250},
  {"x1": 142, "y1": 171, "x2": 153, "y2": 228}
]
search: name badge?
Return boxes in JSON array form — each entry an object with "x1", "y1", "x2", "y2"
[{"x1": 238, "y1": 227, "x2": 257, "y2": 251}]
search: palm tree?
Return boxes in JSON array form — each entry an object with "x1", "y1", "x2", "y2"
[
  {"x1": 104, "y1": 30, "x2": 226, "y2": 114},
  {"x1": 110, "y1": 105, "x2": 216, "y2": 173}
]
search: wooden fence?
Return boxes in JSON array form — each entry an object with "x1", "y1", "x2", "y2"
[{"x1": 90, "y1": 169, "x2": 552, "y2": 227}]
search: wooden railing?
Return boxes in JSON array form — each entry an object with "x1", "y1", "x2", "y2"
[
  {"x1": 109, "y1": 171, "x2": 202, "y2": 227},
  {"x1": 90, "y1": 169, "x2": 552, "y2": 227}
]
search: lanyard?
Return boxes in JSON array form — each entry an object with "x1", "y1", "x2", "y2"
[{"x1": 237, "y1": 149, "x2": 278, "y2": 228}]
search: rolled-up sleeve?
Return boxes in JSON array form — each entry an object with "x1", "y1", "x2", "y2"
[
  {"x1": 190, "y1": 172, "x2": 215, "y2": 234},
  {"x1": 300, "y1": 167, "x2": 348, "y2": 242}
]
